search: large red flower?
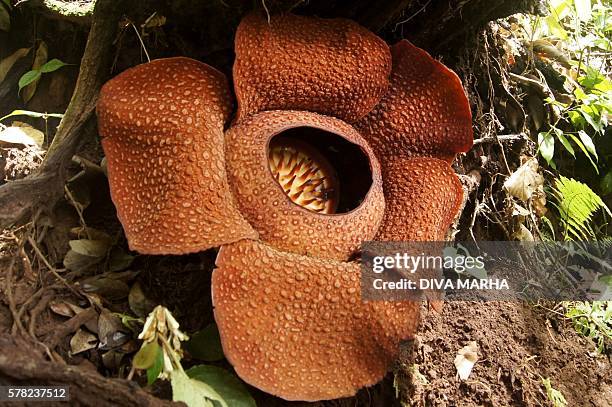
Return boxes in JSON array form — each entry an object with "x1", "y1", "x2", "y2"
[{"x1": 96, "y1": 12, "x2": 472, "y2": 401}]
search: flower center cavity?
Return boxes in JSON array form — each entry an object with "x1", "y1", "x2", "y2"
[{"x1": 268, "y1": 127, "x2": 372, "y2": 215}]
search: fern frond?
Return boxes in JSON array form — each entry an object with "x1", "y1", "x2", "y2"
[{"x1": 552, "y1": 177, "x2": 611, "y2": 240}]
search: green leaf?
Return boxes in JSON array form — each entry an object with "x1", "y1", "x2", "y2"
[
  {"x1": 0, "y1": 109, "x2": 64, "y2": 122},
  {"x1": 133, "y1": 341, "x2": 160, "y2": 370},
  {"x1": 574, "y1": 0, "x2": 591, "y2": 21},
  {"x1": 184, "y1": 323, "x2": 225, "y2": 362},
  {"x1": 557, "y1": 133, "x2": 575, "y2": 156},
  {"x1": 0, "y1": 3, "x2": 9, "y2": 32},
  {"x1": 567, "y1": 133, "x2": 599, "y2": 172},
  {"x1": 577, "y1": 130, "x2": 597, "y2": 159},
  {"x1": 40, "y1": 58, "x2": 68, "y2": 73},
  {"x1": 171, "y1": 369, "x2": 227, "y2": 407},
  {"x1": 553, "y1": 177, "x2": 611, "y2": 240},
  {"x1": 18, "y1": 70, "x2": 41, "y2": 92},
  {"x1": 545, "y1": 15, "x2": 568, "y2": 39},
  {"x1": 579, "y1": 105, "x2": 602, "y2": 133},
  {"x1": 187, "y1": 365, "x2": 256, "y2": 407},
  {"x1": 601, "y1": 171, "x2": 612, "y2": 195},
  {"x1": 146, "y1": 346, "x2": 164, "y2": 385},
  {"x1": 538, "y1": 132, "x2": 555, "y2": 165}
]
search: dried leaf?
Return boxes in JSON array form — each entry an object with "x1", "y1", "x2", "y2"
[
  {"x1": 0, "y1": 126, "x2": 42, "y2": 147},
  {"x1": 11, "y1": 122, "x2": 44, "y2": 147},
  {"x1": 69, "y1": 239, "x2": 110, "y2": 258},
  {"x1": 81, "y1": 277, "x2": 129, "y2": 301},
  {"x1": 49, "y1": 300, "x2": 84, "y2": 318},
  {"x1": 454, "y1": 341, "x2": 479, "y2": 380},
  {"x1": 503, "y1": 158, "x2": 544, "y2": 202},
  {"x1": 513, "y1": 223, "x2": 535, "y2": 241},
  {"x1": 63, "y1": 250, "x2": 103, "y2": 273},
  {"x1": 107, "y1": 247, "x2": 135, "y2": 272},
  {"x1": 98, "y1": 308, "x2": 129, "y2": 350},
  {"x1": 70, "y1": 328, "x2": 97, "y2": 355},
  {"x1": 101, "y1": 349, "x2": 124, "y2": 370},
  {"x1": 0, "y1": 47, "x2": 30, "y2": 84},
  {"x1": 128, "y1": 281, "x2": 156, "y2": 318}
]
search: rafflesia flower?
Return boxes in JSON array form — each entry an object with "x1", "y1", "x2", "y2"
[{"x1": 97, "y1": 13, "x2": 472, "y2": 401}]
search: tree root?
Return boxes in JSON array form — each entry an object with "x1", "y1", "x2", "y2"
[
  {"x1": 0, "y1": 0, "x2": 125, "y2": 229},
  {"x1": 0, "y1": 334, "x2": 178, "y2": 406}
]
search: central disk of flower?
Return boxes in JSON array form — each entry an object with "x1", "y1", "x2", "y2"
[{"x1": 268, "y1": 138, "x2": 339, "y2": 214}]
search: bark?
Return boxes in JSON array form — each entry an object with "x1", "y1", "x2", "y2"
[{"x1": 0, "y1": 334, "x2": 178, "y2": 407}]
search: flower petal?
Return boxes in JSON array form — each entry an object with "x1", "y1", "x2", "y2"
[
  {"x1": 375, "y1": 157, "x2": 463, "y2": 241},
  {"x1": 224, "y1": 110, "x2": 385, "y2": 261},
  {"x1": 233, "y1": 13, "x2": 391, "y2": 123},
  {"x1": 212, "y1": 239, "x2": 419, "y2": 401},
  {"x1": 356, "y1": 40, "x2": 473, "y2": 163},
  {"x1": 97, "y1": 57, "x2": 257, "y2": 255}
]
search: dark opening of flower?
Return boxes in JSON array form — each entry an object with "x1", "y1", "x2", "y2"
[{"x1": 268, "y1": 128, "x2": 373, "y2": 214}]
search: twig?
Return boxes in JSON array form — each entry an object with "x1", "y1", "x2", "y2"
[
  {"x1": 26, "y1": 236, "x2": 80, "y2": 298},
  {"x1": 6, "y1": 256, "x2": 27, "y2": 337}
]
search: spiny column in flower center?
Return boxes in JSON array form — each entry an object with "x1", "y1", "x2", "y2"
[{"x1": 268, "y1": 138, "x2": 339, "y2": 214}]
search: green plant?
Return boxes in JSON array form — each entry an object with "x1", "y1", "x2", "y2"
[
  {"x1": 0, "y1": 0, "x2": 10, "y2": 32},
  {"x1": 542, "y1": 377, "x2": 568, "y2": 407},
  {"x1": 132, "y1": 306, "x2": 255, "y2": 407},
  {"x1": 19, "y1": 58, "x2": 68, "y2": 93},
  {"x1": 564, "y1": 301, "x2": 611, "y2": 353},
  {"x1": 525, "y1": 1, "x2": 611, "y2": 178},
  {"x1": 549, "y1": 176, "x2": 611, "y2": 239}
]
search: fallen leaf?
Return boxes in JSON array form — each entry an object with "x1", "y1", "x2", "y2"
[
  {"x1": 513, "y1": 223, "x2": 535, "y2": 241},
  {"x1": 0, "y1": 47, "x2": 30, "y2": 84},
  {"x1": 63, "y1": 250, "x2": 103, "y2": 273},
  {"x1": 98, "y1": 308, "x2": 129, "y2": 350},
  {"x1": 11, "y1": 121, "x2": 44, "y2": 147},
  {"x1": 70, "y1": 328, "x2": 97, "y2": 355},
  {"x1": 101, "y1": 349, "x2": 124, "y2": 370},
  {"x1": 454, "y1": 341, "x2": 479, "y2": 380},
  {"x1": 0, "y1": 126, "x2": 42, "y2": 147},
  {"x1": 81, "y1": 277, "x2": 129, "y2": 301},
  {"x1": 128, "y1": 281, "x2": 156, "y2": 318},
  {"x1": 503, "y1": 158, "x2": 544, "y2": 202},
  {"x1": 107, "y1": 247, "x2": 135, "y2": 272},
  {"x1": 69, "y1": 239, "x2": 110, "y2": 258},
  {"x1": 49, "y1": 300, "x2": 85, "y2": 318}
]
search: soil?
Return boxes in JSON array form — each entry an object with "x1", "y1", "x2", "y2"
[{"x1": 399, "y1": 302, "x2": 611, "y2": 407}]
